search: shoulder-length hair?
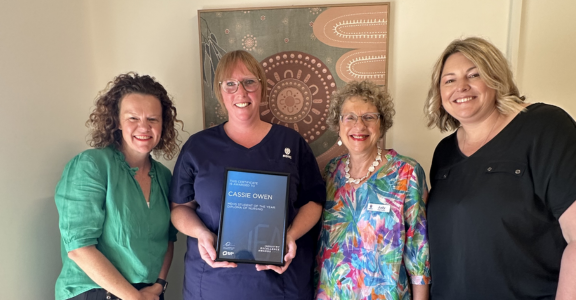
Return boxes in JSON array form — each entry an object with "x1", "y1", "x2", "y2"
[
  {"x1": 86, "y1": 72, "x2": 183, "y2": 160},
  {"x1": 424, "y1": 37, "x2": 525, "y2": 132},
  {"x1": 213, "y1": 50, "x2": 267, "y2": 115}
]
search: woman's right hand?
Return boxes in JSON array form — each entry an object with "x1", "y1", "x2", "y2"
[{"x1": 197, "y1": 229, "x2": 237, "y2": 268}]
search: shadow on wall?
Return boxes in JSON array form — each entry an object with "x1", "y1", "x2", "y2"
[
  {"x1": 165, "y1": 232, "x2": 187, "y2": 299},
  {"x1": 30, "y1": 197, "x2": 62, "y2": 299}
]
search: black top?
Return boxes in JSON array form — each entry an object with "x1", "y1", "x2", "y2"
[{"x1": 428, "y1": 103, "x2": 576, "y2": 300}]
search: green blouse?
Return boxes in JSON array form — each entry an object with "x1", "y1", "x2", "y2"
[{"x1": 54, "y1": 146, "x2": 176, "y2": 300}]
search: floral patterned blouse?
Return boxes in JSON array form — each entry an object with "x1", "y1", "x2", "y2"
[{"x1": 315, "y1": 149, "x2": 430, "y2": 300}]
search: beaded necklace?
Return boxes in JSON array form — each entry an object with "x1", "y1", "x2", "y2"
[{"x1": 345, "y1": 146, "x2": 382, "y2": 184}]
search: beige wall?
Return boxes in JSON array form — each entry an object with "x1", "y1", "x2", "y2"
[
  {"x1": 0, "y1": 1, "x2": 97, "y2": 298},
  {"x1": 1, "y1": 0, "x2": 574, "y2": 299},
  {"x1": 517, "y1": 1, "x2": 576, "y2": 116}
]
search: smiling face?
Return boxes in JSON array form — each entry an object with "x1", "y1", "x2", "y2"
[
  {"x1": 221, "y1": 61, "x2": 262, "y2": 125},
  {"x1": 118, "y1": 93, "x2": 163, "y2": 159},
  {"x1": 440, "y1": 52, "x2": 497, "y2": 126},
  {"x1": 339, "y1": 96, "x2": 381, "y2": 157}
]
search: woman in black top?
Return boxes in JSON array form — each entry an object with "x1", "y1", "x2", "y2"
[{"x1": 424, "y1": 37, "x2": 576, "y2": 299}]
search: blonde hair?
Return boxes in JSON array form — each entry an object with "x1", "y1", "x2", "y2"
[
  {"x1": 326, "y1": 80, "x2": 395, "y2": 138},
  {"x1": 424, "y1": 37, "x2": 525, "y2": 132},
  {"x1": 213, "y1": 50, "x2": 267, "y2": 115}
]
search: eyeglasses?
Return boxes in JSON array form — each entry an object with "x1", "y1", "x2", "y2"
[
  {"x1": 340, "y1": 112, "x2": 381, "y2": 125},
  {"x1": 219, "y1": 78, "x2": 261, "y2": 94}
]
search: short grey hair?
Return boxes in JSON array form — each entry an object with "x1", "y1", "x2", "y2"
[{"x1": 327, "y1": 80, "x2": 394, "y2": 138}]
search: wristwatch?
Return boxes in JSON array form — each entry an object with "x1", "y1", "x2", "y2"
[{"x1": 155, "y1": 278, "x2": 168, "y2": 294}]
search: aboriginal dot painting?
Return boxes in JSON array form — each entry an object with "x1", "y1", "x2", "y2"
[{"x1": 199, "y1": 3, "x2": 389, "y2": 170}]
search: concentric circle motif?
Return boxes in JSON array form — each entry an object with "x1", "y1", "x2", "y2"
[
  {"x1": 269, "y1": 78, "x2": 310, "y2": 122},
  {"x1": 260, "y1": 51, "x2": 337, "y2": 142}
]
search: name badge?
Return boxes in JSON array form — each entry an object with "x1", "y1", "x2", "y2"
[{"x1": 367, "y1": 203, "x2": 390, "y2": 213}]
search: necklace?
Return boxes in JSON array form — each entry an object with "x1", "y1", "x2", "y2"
[
  {"x1": 463, "y1": 112, "x2": 500, "y2": 153},
  {"x1": 345, "y1": 146, "x2": 382, "y2": 184}
]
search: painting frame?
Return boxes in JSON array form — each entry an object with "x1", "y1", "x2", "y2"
[{"x1": 198, "y1": 2, "x2": 390, "y2": 168}]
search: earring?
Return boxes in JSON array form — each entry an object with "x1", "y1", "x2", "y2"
[{"x1": 337, "y1": 138, "x2": 342, "y2": 146}]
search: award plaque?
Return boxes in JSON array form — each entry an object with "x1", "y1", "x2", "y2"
[{"x1": 215, "y1": 168, "x2": 290, "y2": 265}]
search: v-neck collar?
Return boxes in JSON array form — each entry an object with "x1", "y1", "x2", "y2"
[
  {"x1": 454, "y1": 103, "x2": 538, "y2": 158},
  {"x1": 219, "y1": 122, "x2": 275, "y2": 151}
]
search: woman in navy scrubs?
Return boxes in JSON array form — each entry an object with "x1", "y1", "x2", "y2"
[{"x1": 170, "y1": 50, "x2": 326, "y2": 300}]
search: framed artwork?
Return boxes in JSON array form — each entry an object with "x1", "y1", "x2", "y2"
[{"x1": 198, "y1": 2, "x2": 390, "y2": 169}]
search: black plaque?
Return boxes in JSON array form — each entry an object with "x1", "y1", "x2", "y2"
[{"x1": 215, "y1": 168, "x2": 289, "y2": 265}]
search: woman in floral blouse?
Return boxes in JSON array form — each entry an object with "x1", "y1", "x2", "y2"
[{"x1": 315, "y1": 80, "x2": 430, "y2": 300}]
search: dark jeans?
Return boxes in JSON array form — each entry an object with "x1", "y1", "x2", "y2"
[{"x1": 68, "y1": 283, "x2": 164, "y2": 300}]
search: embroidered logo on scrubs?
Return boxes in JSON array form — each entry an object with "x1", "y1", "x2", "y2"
[
  {"x1": 367, "y1": 203, "x2": 390, "y2": 212},
  {"x1": 283, "y1": 147, "x2": 292, "y2": 159}
]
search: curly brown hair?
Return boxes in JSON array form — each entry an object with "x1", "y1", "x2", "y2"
[
  {"x1": 86, "y1": 72, "x2": 183, "y2": 160},
  {"x1": 327, "y1": 80, "x2": 395, "y2": 138}
]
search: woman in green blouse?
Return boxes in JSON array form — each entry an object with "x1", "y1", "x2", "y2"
[{"x1": 55, "y1": 73, "x2": 183, "y2": 300}]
